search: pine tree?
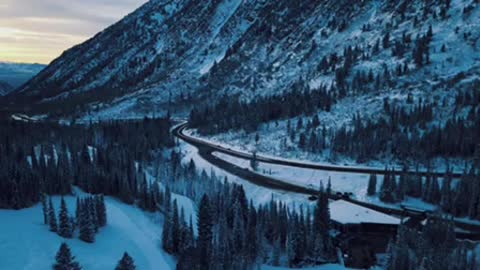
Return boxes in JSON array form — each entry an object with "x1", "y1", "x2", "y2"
[
  {"x1": 367, "y1": 174, "x2": 377, "y2": 196},
  {"x1": 79, "y1": 200, "x2": 95, "y2": 243},
  {"x1": 380, "y1": 169, "x2": 395, "y2": 203},
  {"x1": 49, "y1": 197, "x2": 58, "y2": 232},
  {"x1": 95, "y1": 195, "x2": 107, "y2": 227},
  {"x1": 115, "y1": 252, "x2": 136, "y2": 270},
  {"x1": 53, "y1": 243, "x2": 81, "y2": 270},
  {"x1": 197, "y1": 194, "x2": 213, "y2": 270},
  {"x1": 171, "y1": 200, "x2": 180, "y2": 254},
  {"x1": 396, "y1": 172, "x2": 406, "y2": 201},
  {"x1": 162, "y1": 205, "x2": 173, "y2": 253},
  {"x1": 326, "y1": 177, "x2": 332, "y2": 195},
  {"x1": 312, "y1": 190, "x2": 333, "y2": 260},
  {"x1": 88, "y1": 198, "x2": 99, "y2": 232},
  {"x1": 75, "y1": 197, "x2": 81, "y2": 225},
  {"x1": 41, "y1": 193, "x2": 49, "y2": 225},
  {"x1": 246, "y1": 203, "x2": 258, "y2": 263},
  {"x1": 250, "y1": 151, "x2": 259, "y2": 171},
  {"x1": 58, "y1": 197, "x2": 73, "y2": 238}
]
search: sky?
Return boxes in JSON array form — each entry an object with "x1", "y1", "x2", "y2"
[{"x1": 0, "y1": 0, "x2": 147, "y2": 64}]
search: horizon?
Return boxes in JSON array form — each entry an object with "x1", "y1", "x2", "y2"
[{"x1": 0, "y1": 0, "x2": 147, "y2": 64}]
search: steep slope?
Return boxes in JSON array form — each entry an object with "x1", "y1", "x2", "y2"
[{"x1": 3, "y1": 0, "x2": 479, "y2": 120}]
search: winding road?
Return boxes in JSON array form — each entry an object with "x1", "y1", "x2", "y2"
[
  {"x1": 174, "y1": 123, "x2": 462, "y2": 178},
  {"x1": 173, "y1": 122, "x2": 480, "y2": 236}
]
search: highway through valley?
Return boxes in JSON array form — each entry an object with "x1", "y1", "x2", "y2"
[{"x1": 172, "y1": 122, "x2": 480, "y2": 237}]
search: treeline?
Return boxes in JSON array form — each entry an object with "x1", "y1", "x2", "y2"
[
  {"x1": 189, "y1": 81, "x2": 335, "y2": 134},
  {"x1": 368, "y1": 165, "x2": 480, "y2": 221},
  {"x1": 0, "y1": 117, "x2": 173, "y2": 209},
  {"x1": 332, "y1": 104, "x2": 480, "y2": 161},
  {"x1": 386, "y1": 217, "x2": 478, "y2": 270},
  {"x1": 157, "y1": 161, "x2": 336, "y2": 269}
]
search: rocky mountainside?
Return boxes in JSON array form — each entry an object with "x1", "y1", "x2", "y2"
[{"x1": 3, "y1": 0, "x2": 479, "y2": 120}]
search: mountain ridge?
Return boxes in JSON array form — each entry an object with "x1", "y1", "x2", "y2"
[{"x1": 3, "y1": 0, "x2": 479, "y2": 120}]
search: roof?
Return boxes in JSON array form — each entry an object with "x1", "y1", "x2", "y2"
[{"x1": 329, "y1": 200, "x2": 401, "y2": 225}]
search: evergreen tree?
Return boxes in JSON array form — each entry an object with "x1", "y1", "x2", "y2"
[
  {"x1": 49, "y1": 197, "x2": 58, "y2": 232},
  {"x1": 78, "y1": 200, "x2": 95, "y2": 243},
  {"x1": 115, "y1": 252, "x2": 136, "y2": 270},
  {"x1": 162, "y1": 203, "x2": 173, "y2": 253},
  {"x1": 250, "y1": 151, "x2": 259, "y2": 171},
  {"x1": 171, "y1": 200, "x2": 180, "y2": 254},
  {"x1": 53, "y1": 243, "x2": 81, "y2": 270},
  {"x1": 95, "y1": 195, "x2": 107, "y2": 227},
  {"x1": 380, "y1": 169, "x2": 396, "y2": 203},
  {"x1": 367, "y1": 174, "x2": 377, "y2": 196},
  {"x1": 41, "y1": 193, "x2": 49, "y2": 225},
  {"x1": 197, "y1": 194, "x2": 213, "y2": 270},
  {"x1": 312, "y1": 190, "x2": 333, "y2": 261},
  {"x1": 58, "y1": 197, "x2": 73, "y2": 238}
]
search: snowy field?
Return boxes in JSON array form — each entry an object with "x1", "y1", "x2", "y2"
[{"x1": 0, "y1": 193, "x2": 176, "y2": 270}]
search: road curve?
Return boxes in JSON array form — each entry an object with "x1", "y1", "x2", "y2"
[
  {"x1": 173, "y1": 122, "x2": 480, "y2": 235},
  {"x1": 173, "y1": 123, "x2": 462, "y2": 178}
]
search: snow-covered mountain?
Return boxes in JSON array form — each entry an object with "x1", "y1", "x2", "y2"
[{"x1": 4, "y1": 0, "x2": 479, "y2": 119}]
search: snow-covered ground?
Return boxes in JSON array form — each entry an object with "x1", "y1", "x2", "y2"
[
  {"x1": 213, "y1": 151, "x2": 374, "y2": 198},
  {"x1": 0, "y1": 193, "x2": 176, "y2": 270},
  {"x1": 211, "y1": 151, "x2": 445, "y2": 213},
  {"x1": 330, "y1": 200, "x2": 400, "y2": 225},
  {"x1": 178, "y1": 139, "x2": 315, "y2": 207}
]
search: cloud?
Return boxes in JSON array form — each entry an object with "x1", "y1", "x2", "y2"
[{"x1": 0, "y1": 0, "x2": 147, "y2": 64}]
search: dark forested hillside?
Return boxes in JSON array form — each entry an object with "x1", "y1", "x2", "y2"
[{"x1": 0, "y1": 118, "x2": 173, "y2": 209}]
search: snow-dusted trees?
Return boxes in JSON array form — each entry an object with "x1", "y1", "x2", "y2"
[
  {"x1": 58, "y1": 197, "x2": 73, "y2": 238},
  {"x1": 164, "y1": 166, "x2": 336, "y2": 269},
  {"x1": 371, "y1": 163, "x2": 480, "y2": 222},
  {"x1": 0, "y1": 117, "x2": 173, "y2": 210},
  {"x1": 115, "y1": 252, "x2": 136, "y2": 270},
  {"x1": 386, "y1": 216, "x2": 478, "y2": 270},
  {"x1": 53, "y1": 243, "x2": 81, "y2": 270},
  {"x1": 44, "y1": 194, "x2": 107, "y2": 243},
  {"x1": 77, "y1": 195, "x2": 107, "y2": 243},
  {"x1": 189, "y1": 82, "x2": 334, "y2": 134}
]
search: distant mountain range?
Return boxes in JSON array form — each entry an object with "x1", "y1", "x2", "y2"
[
  {"x1": 0, "y1": 62, "x2": 46, "y2": 95},
  {"x1": 0, "y1": 80, "x2": 13, "y2": 96}
]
